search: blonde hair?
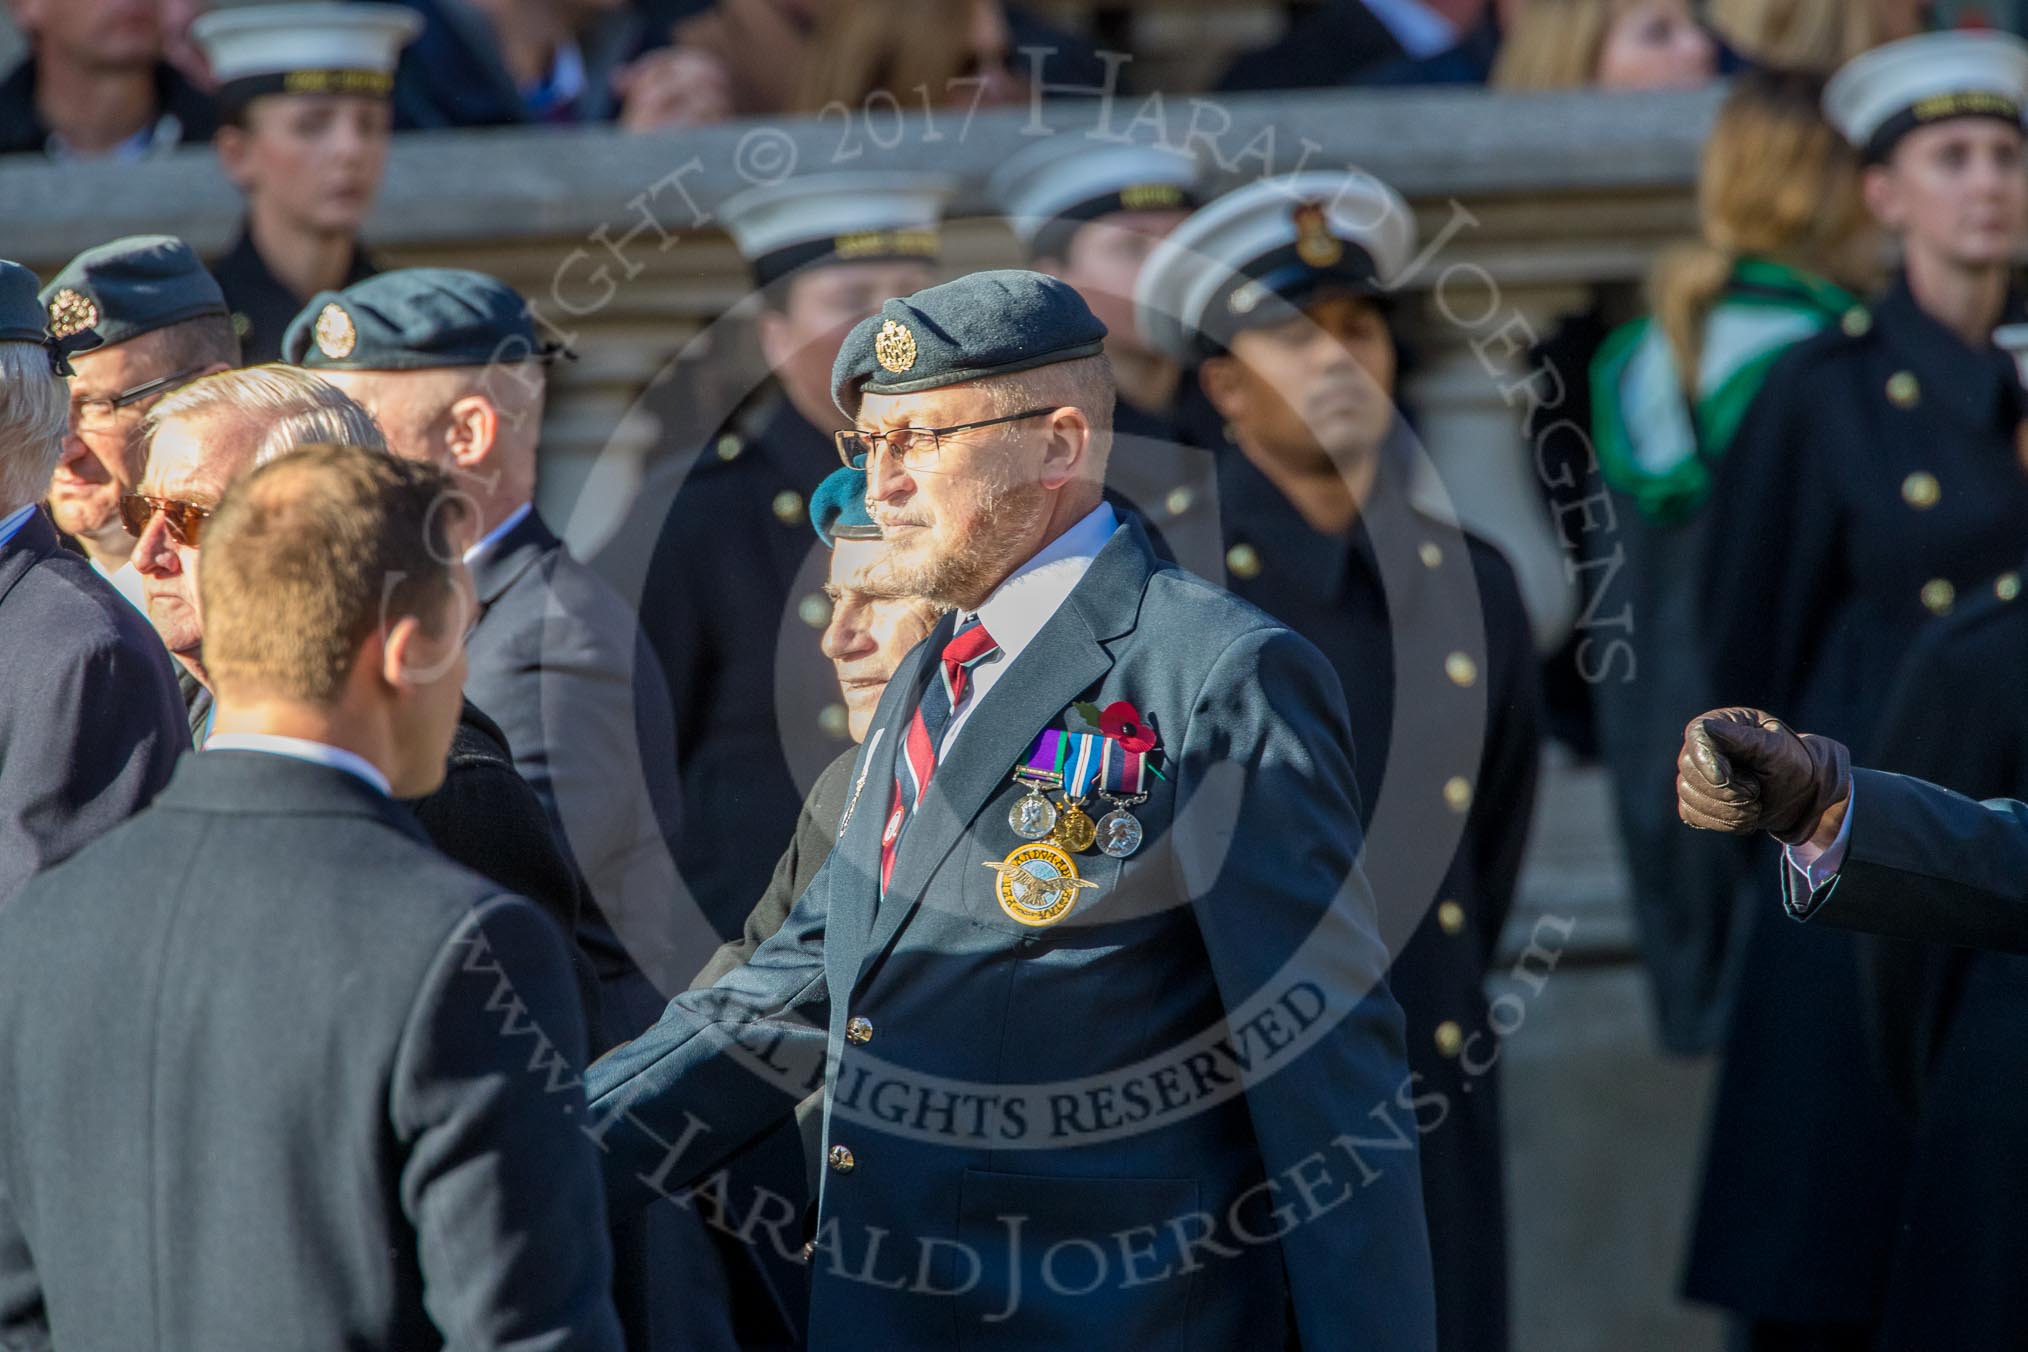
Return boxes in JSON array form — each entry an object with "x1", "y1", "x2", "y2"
[
  {"x1": 794, "y1": 0, "x2": 987, "y2": 114},
  {"x1": 0, "y1": 342, "x2": 68, "y2": 513},
  {"x1": 201, "y1": 444, "x2": 467, "y2": 706},
  {"x1": 1709, "y1": 0, "x2": 1880, "y2": 74},
  {"x1": 1651, "y1": 69, "x2": 1873, "y2": 394},
  {"x1": 1492, "y1": 0, "x2": 1635, "y2": 91}
]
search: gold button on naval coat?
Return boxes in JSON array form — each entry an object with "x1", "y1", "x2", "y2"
[
  {"x1": 818, "y1": 703, "x2": 850, "y2": 739},
  {"x1": 1434, "y1": 1021, "x2": 1464, "y2": 1057},
  {"x1": 1841, "y1": 306, "x2": 1871, "y2": 338},
  {"x1": 1164, "y1": 485, "x2": 1195, "y2": 517},
  {"x1": 773, "y1": 489, "x2": 805, "y2": 525},
  {"x1": 798, "y1": 592, "x2": 832, "y2": 628},
  {"x1": 1437, "y1": 900, "x2": 1467, "y2": 935},
  {"x1": 1226, "y1": 543, "x2": 1262, "y2": 580},
  {"x1": 1418, "y1": 541, "x2": 1444, "y2": 570},
  {"x1": 1443, "y1": 777, "x2": 1473, "y2": 813},
  {"x1": 828, "y1": 1144, "x2": 856, "y2": 1173},
  {"x1": 1444, "y1": 652, "x2": 1478, "y2": 687},
  {"x1": 1900, "y1": 472, "x2": 1941, "y2": 509},
  {"x1": 1887, "y1": 371, "x2": 1921, "y2": 408},
  {"x1": 2000, "y1": 572, "x2": 2022, "y2": 603},
  {"x1": 1921, "y1": 578, "x2": 1956, "y2": 616},
  {"x1": 716, "y1": 433, "x2": 744, "y2": 461},
  {"x1": 846, "y1": 1016, "x2": 874, "y2": 1045}
]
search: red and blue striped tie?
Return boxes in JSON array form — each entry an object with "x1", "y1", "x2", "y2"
[{"x1": 880, "y1": 617, "x2": 1000, "y2": 893}]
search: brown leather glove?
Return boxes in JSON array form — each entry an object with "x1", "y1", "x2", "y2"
[{"x1": 1676, "y1": 707, "x2": 1852, "y2": 845}]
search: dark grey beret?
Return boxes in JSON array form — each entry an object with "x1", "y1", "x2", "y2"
[
  {"x1": 41, "y1": 236, "x2": 227, "y2": 356},
  {"x1": 282, "y1": 267, "x2": 562, "y2": 371},
  {"x1": 831, "y1": 269, "x2": 1107, "y2": 417}
]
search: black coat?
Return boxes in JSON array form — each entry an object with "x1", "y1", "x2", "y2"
[
  {"x1": 0, "y1": 750, "x2": 621, "y2": 1349},
  {"x1": 1845, "y1": 570, "x2": 2028, "y2": 1350},
  {"x1": 209, "y1": 226, "x2": 376, "y2": 366},
  {"x1": 0, "y1": 511, "x2": 185, "y2": 906},
  {"x1": 1684, "y1": 275, "x2": 2028, "y2": 1324},
  {"x1": 1171, "y1": 441, "x2": 1540, "y2": 1352}
]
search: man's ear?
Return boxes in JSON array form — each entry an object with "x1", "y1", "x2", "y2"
[
  {"x1": 375, "y1": 615, "x2": 415, "y2": 693},
  {"x1": 443, "y1": 394, "x2": 499, "y2": 472},
  {"x1": 1036, "y1": 405, "x2": 1094, "y2": 490},
  {"x1": 1197, "y1": 355, "x2": 1246, "y2": 424}
]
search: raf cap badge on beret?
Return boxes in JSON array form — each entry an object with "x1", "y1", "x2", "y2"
[
  {"x1": 875, "y1": 319, "x2": 918, "y2": 373},
  {"x1": 831, "y1": 270, "x2": 1107, "y2": 416},
  {"x1": 313, "y1": 303, "x2": 357, "y2": 360},
  {"x1": 46, "y1": 289, "x2": 99, "y2": 341}
]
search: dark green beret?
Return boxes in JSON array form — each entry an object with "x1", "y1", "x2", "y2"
[
  {"x1": 810, "y1": 467, "x2": 879, "y2": 548},
  {"x1": 281, "y1": 267, "x2": 561, "y2": 371},
  {"x1": 41, "y1": 236, "x2": 227, "y2": 356},
  {"x1": 0, "y1": 261, "x2": 46, "y2": 345},
  {"x1": 831, "y1": 269, "x2": 1107, "y2": 417}
]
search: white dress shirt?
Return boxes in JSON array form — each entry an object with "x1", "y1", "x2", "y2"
[
  {"x1": 203, "y1": 733, "x2": 393, "y2": 797},
  {"x1": 937, "y1": 502, "x2": 1120, "y2": 755},
  {"x1": 92, "y1": 558, "x2": 149, "y2": 613},
  {"x1": 463, "y1": 501, "x2": 533, "y2": 567},
  {"x1": 0, "y1": 504, "x2": 35, "y2": 551},
  {"x1": 1363, "y1": 0, "x2": 1459, "y2": 58},
  {"x1": 1784, "y1": 784, "x2": 1856, "y2": 893}
]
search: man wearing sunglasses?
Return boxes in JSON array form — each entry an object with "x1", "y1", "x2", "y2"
[
  {"x1": 0, "y1": 258, "x2": 185, "y2": 906},
  {"x1": 39, "y1": 236, "x2": 237, "y2": 612},
  {"x1": 585, "y1": 271, "x2": 1435, "y2": 1351}
]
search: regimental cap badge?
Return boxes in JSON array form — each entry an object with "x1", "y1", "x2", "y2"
[
  {"x1": 313, "y1": 302, "x2": 357, "y2": 360},
  {"x1": 874, "y1": 318, "x2": 918, "y2": 374},
  {"x1": 1292, "y1": 201, "x2": 1344, "y2": 269},
  {"x1": 47, "y1": 288, "x2": 98, "y2": 340}
]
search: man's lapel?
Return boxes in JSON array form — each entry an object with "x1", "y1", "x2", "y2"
[
  {"x1": 855, "y1": 520, "x2": 1158, "y2": 986},
  {"x1": 823, "y1": 627, "x2": 937, "y2": 966}
]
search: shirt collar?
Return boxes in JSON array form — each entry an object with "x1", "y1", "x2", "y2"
[
  {"x1": 972, "y1": 502, "x2": 1119, "y2": 663},
  {"x1": 464, "y1": 501, "x2": 534, "y2": 566},
  {"x1": 0, "y1": 504, "x2": 37, "y2": 551},
  {"x1": 1361, "y1": 0, "x2": 1458, "y2": 57},
  {"x1": 202, "y1": 733, "x2": 393, "y2": 798}
]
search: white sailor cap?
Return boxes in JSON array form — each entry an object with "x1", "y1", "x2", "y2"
[
  {"x1": 718, "y1": 172, "x2": 956, "y2": 289},
  {"x1": 1134, "y1": 171, "x2": 1416, "y2": 365},
  {"x1": 1825, "y1": 30, "x2": 2028, "y2": 162},
  {"x1": 193, "y1": 2, "x2": 420, "y2": 118},
  {"x1": 987, "y1": 140, "x2": 1201, "y2": 262}
]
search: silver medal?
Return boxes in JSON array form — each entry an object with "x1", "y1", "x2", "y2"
[
  {"x1": 1096, "y1": 809, "x2": 1142, "y2": 858},
  {"x1": 1009, "y1": 786, "x2": 1059, "y2": 840}
]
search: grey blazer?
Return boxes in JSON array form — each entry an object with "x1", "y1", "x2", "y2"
[
  {"x1": 0, "y1": 750, "x2": 623, "y2": 1350},
  {"x1": 463, "y1": 506, "x2": 691, "y2": 1024},
  {"x1": 0, "y1": 511, "x2": 184, "y2": 906}
]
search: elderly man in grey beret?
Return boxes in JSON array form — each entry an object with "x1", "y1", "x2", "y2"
[{"x1": 586, "y1": 269, "x2": 1437, "y2": 1352}]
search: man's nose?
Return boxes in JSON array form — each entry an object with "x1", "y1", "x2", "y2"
[{"x1": 131, "y1": 512, "x2": 180, "y2": 577}]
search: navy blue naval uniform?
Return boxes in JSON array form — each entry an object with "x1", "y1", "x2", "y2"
[
  {"x1": 1167, "y1": 432, "x2": 1539, "y2": 1352},
  {"x1": 1687, "y1": 273, "x2": 2028, "y2": 1332},
  {"x1": 627, "y1": 395, "x2": 854, "y2": 942},
  {"x1": 585, "y1": 271, "x2": 1436, "y2": 1349},
  {"x1": 1810, "y1": 557, "x2": 2028, "y2": 1351}
]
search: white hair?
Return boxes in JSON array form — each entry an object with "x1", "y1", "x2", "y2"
[
  {"x1": 141, "y1": 364, "x2": 386, "y2": 467},
  {"x1": 0, "y1": 342, "x2": 69, "y2": 514}
]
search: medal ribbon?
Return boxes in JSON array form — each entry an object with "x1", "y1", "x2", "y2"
[{"x1": 1022, "y1": 730, "x2": 1143, "y2": 795}]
